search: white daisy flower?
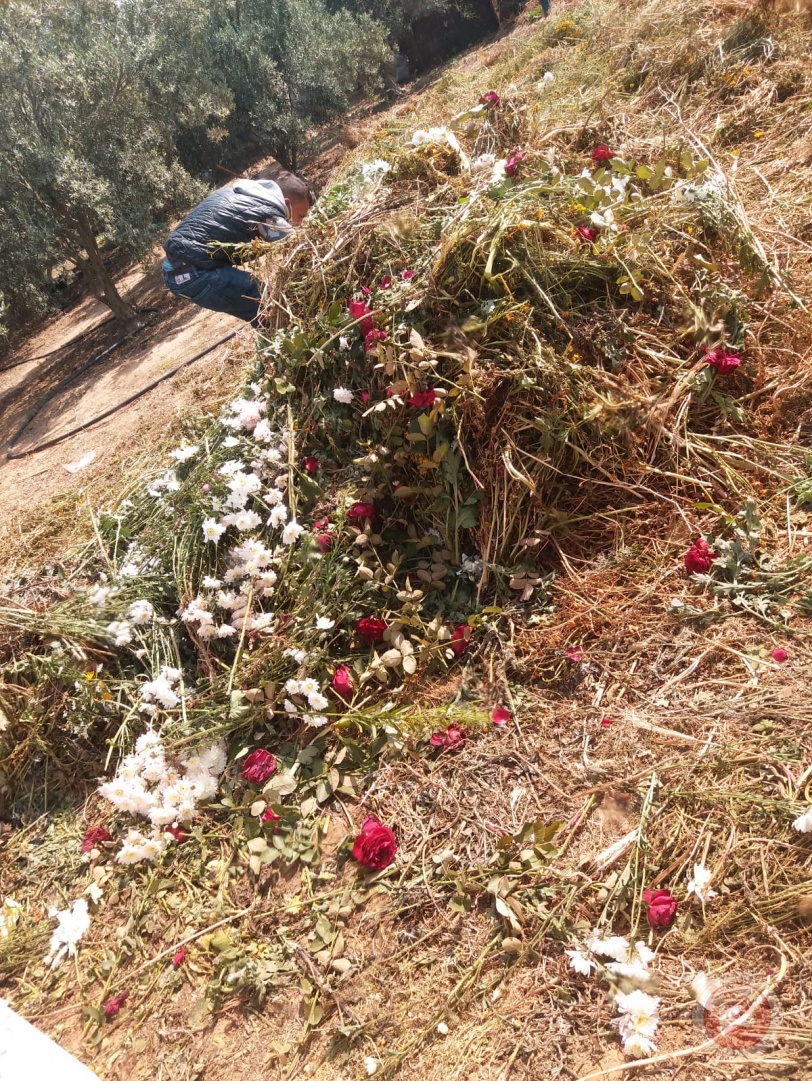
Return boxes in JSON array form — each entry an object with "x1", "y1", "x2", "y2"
[{"x1": 333, "y1": 387, "x2": 354, "y2": 404}]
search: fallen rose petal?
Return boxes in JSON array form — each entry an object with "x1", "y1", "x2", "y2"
[
  {"x1": 241, "y1": 748, "x2": 277, "y2": 785},
  {"x1": 591, "y1": 144, "x2": 614, "y2": 165},
  {"x1": 772, "y1": 647, "x2": 788, "y2": 663},
  {"x1": 165, "y1": 824, "x2": 188, "y2": 843},
  {"x1": 449, "y1": 624, "x2": 470, "y2": 656},
  {"x1": 380, "y1": 275, "x2": 392, "y2": 289},
  {"x1": 104, "y1": 991, "x2": 128, "y2": 1019},
  {"x1": 358, "y1": 617, "x2": 388, "y2": 645},
  {"x1": 402, "y1": 269, "x2": 415, "y2": 281},
  {"x1": 491, "y1": 706, "x2": 511, "y2": 726},
  {"x1": 564, "y1": 646, "x2": 583, "y2": 663},
  {"x1": 303, "y1": 457, "x2": 319, "y2": 473},
  {"x1": 81, "y1": 826, "x2": 113, "y2": 853},
  {"x1": 479, "y1": 90, "x2": 500, "y2": 107},
  {"x1": 703, "y1": 345, "x2": 741, "y2": 375},
  {"x1": 600, "y1": 716, "x2": 613, "y2": 728},
  {"x1": 577, "y1": 225, "x2": 600, "y2": 242},
  {"x1": 261, "y1": 807, "x2": 282, "y2": 824},
  {"x1": 351, "y1": 814, "x2": 397, "y2": 870},
  {"x1": 172, "y1": 946, "x2": 186, "y2": 967}
]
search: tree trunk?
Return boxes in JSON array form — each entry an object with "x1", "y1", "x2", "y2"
[{"x1": 75, "y1": 222, "x2": 139, "y2": 331}]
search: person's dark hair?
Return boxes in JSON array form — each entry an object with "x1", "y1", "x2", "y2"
[{"x1": 276, "y1": 171, "x2": 315, "y2": 207}]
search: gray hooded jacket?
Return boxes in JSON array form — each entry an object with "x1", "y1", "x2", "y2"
[{"x1": 164, "y1": 179, "x2": 292, "y2": 270}]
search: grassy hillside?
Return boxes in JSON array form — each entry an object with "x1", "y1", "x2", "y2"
[{"x1": 2, "y1": 1, "x2": 812, "y2": 1079}]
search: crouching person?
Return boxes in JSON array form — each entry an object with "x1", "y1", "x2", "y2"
[{"x1": 163, "y1": 172, "x2": 314, "y2": 324}]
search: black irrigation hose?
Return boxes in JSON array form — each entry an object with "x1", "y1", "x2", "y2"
[{"x1": 6, "y1": 327, "x2": 239, "y2": 460}]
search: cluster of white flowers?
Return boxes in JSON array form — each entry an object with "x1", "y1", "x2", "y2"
[
  {"x1": 99, "y1": 732, "x2": 226, "y2": 864},
  {"x1": 140, "y1": 665, "x2": 183, "y2": 713},
  {"x1": 360, "y1": 158, "x2": 391, "y2": 183},
  {"x1": 333, "y1": 386, "x2": 354, "y2": 404},
  {"x1": 686, "y1": 861, "x2": 717, "y2": 904},
  {"x1": 170, "y1": 443, "x2": 199, "y2": 462},
  {"x1": 793, "y1": 805, "x2": 812, "y2": 833},
  {"x1": 147, "y1": 470, "x2": 181, "y2": 498},
  {"x1": 284, "y1": 678, "x2": 329, "y2": 726},
  {"x1": 87, "y1": 582, "x2": 117, "y2": 607},
  {"x1": 106, "y1": 620, "x2": 133, "y2": 647},
  {"x1": 672, "y1": 175, "x2": 724, "y2": 206},
  {"x1": 127, "y1": 599, "x2": 155, "y2": 625},
  {"x1": 566, "y1": 934, "x2": 660, "y2": 1058},
  {"x1": 44, "y1": 897, "x2": 91, "y2": 970},
  {"x1": 411, "y1": 126, "x2": 451, "y2": 146}
]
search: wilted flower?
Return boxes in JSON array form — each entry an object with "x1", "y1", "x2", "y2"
[
  {"x1": 241, "y1": 749, "x2": 277, "y2": 785},
  {"x1": 103, "y1": 991, "x2": 128, "y2": 1019},
  {"x1": 564, "y1": 645, "x2": 584, "y2": 663},
  {"x1": 407, "y1": 389, "x2": 437, "y2": 408},
  {"x1": 449, "y1": 624, "x2": 470, "y2": 655},
  {"x1": 684, "y1": 537, "x2": 716, "y2": 574},
  {"x1": 429, "y1": 724, "x2": 466, "y2": 752},
  {"x1": 165, "y1": 824, "x2": 188, "y2": 843},
  {"x1": 380, "y1": 275, "x2": 392, "y2": 289},
  {"x1": 793, "y1": 807, "x2": 812, "y2": 832},
  {"x1": 504, "y1": 148, "x2": 524, "y2": 177},
  {"x1": 577, "y1": 225, "x2": 600, "y2": 242},
  {"x1": 303, "y1": 457, "x2": 319, "y2": 473},
  {"x1": 348, "y1": 298, "x2": 374, "y2": 336},
  {"x1": 365, "y1": 328, "x2": 388, "y2": 351},
  {"x1": 643, "y1": 888, "x2": 678, "y2": 928},
  {"x1": 703, "y1": 345, "x2": 741, "y2": 375},
  {"x1": 81, "y1": 826, "x2": 113, "y2": 853},
  {"x1": 358, "y1": 617, "x2": 388, "y2": 644},
  {"x1": 686, "y1": 861, "x2": 718, "y2": 904},
  {"x1": 591, "y1": 144, "x2": 615, "y2": 165},
  {"x1": 402, "y1": 269, "x2": 415, "y2": 281},
  {"x1": 491, "y1": 706, "x2": 511, "y2": 726},
  {"x1": 261, "y1": 807, "x2": 282, "y2": 825},
  {"x1": 313, "y1": 517, "x2": 335, "y2": 552},
  {"x1": 566, "y1": 947, "x2": 595, "y2": 976},
  {"x1": 600, "y1": 716, "x2": 613, "y2": 728},
  {"x1": 612, "y1": 989, "x2": 659, "y2": 1058},
  {"x1": 351, "y1": 815, "x2": 397, "y2": 870},
  {"x1": 332, "y1": 665, "x2": 353, "y2": 699},
  {"x1": 348, "y1": 502, "x2": 376, "y2": 525},
  {"x1": 479, "y1": 90, "x2": 500, "y2": 107}
]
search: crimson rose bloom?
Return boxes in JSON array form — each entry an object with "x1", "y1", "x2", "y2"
[
  {"x1": 303, "y1": 457, "x2": 319, "y2": 473},
  {"x1": 351, "y1": 815, "x2": 397, "y2": 870},
  {"x1": 81, "y1": 826, "x2": 113, "y2": 853},
  {"x1": 104, "y1": 991, "x2": 128, "y2": 1019},
  {"x1": 429, "y1": 724, "x2": 466, "y2": 751},
  {"x1": 772, "y1": 647, "x2": 788, "y2": 663},
  {"x1": 408, "y1": 389, "x2": 437, "y2": 408},
  {"x1": 479, "y1": 90, "x2": 500, "y2": 107},
  {"x1": 358, "y1": 617, "x2": 388, "y2": 645},
  {"x1": 591, "y1": 144, "x2": 614, "y2": 165},
  {"x1": 313, "y1": 517, "x2": 335, "y2": 552},
  {"x1": 703, "y1": 345, "x2": 741, "y2": 375},
  {"x1": 365, "y1": 328, "x2": 388, "y2": 351},
  {"x1": 332, "y1": 665, "x2": 353, "y2": 699},
  {"x1": 504, "y1": 148, "x2": 524, "y2": 177},
  {"x1": 165, "y1": 824, "x2": 188, "y2": 843},
  {"x1": 643, "y1": 888, "x2": 678, "y2": 929},
  {"x1": 577, "y1": 225, "x2": 599, "y2": 242},
  {"x1": 348, "y1": 298, "x2": 374, "y2": 336},
  {"x1": 449, "y1": 624, "x2": 470, "y2": 656},
  {"x1": 241, "y1": 748, "x2": 277, "y2": 784},
  {"x1": 684, "y1": 537, "x2": 716, "y2": 575},
  {"x1": 348, "y1": 502, "x2": 376, "y2": 524}
]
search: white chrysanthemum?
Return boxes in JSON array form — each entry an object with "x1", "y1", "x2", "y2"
[
  {"x1": 315, "y1": 616, "x2": 335, "y2": 630},
  {"x1": 299, "y1": 677, "x2": 319, "y2": 697},
  {"x1": 202, "y1": 518, "x2": 227, "y2": 544},
  {"x1": 686, "y1": 862, "x2": 718, "y2": 904},
  {"x1": 282, "y1": 520, "x2": 304, "y2": 546},
  {"x1": 127, "y1": 599, "x2": 155, "y2": 625},
  {"x1": 612, "y1": 989, "x2": 659, "y2": 1059},
  {"x1": 283, "y1": 698, "x2": 299, "y2": 714},
  {"x1": 792, "y1": 808, "x2": 812, "y2": 833},
  {"x1": 303, "y1": 714, "x2": 329, "y2": 728},
  {"x1": 228, "y1": 471, "x2": 262, "y2": 498},
  {"x1": 170, "y1": 444, "x2": 199, "y2": 462},
  {"x1": 202, "y1": 576, "x2": 222, "y2": 589},
  {"x1": 140, "y1": 674, "x2": 180, "y2": 710},
  {"x1": 45, "y1": 898, "x2": 91, "y2": 969},
  {"x1": 333, "y1": 387, "x2": 354, "y2": 404},
  {"x1": 87, "y1": 584, "x2": 116, "y2": 607},
  {"x1": 147, "y1": 470, "x2": 180, "y2": 497},
  {"x1": 565, "y1": 947, "x2": 595, "y2": 976},
  {"x1": 339, "y1": 335, "x2": 350, "y2": 351},
  {"x1": 306, "y1": 691, "x2": 329, "y2": 712},
  {"x1": 589, "y1": 935, "x2": 630, "y2": 963},
  {"x1": 264, "y1": 487, "x2": 284, "y2": 506},
  {"x1": 253, "y1": 418, "x2": 273, "y2": 443},
  {"x1": 283, "y1": 647, "x2": 308, "y2": 665},
  {"x1": 222, "y1": 435, "x2": 240, "y2": 448},
  {"x1": 285, "y1": 679, "x2": 302, "y2": 694},
  {"x1": 106, "y1": 620, "x2": 133, "y2": 647},
  {"x1": 268, "y1": 504, "x2": 289, "y2": 529}
]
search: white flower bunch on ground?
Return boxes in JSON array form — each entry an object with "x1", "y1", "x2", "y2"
[
  {"x1": 672, "y1": 174, "x2": 724, "y2": 206},
  {"x1": 170, "y1": 443, "x2": 199, "y2": 462},
  {"x1": 147, "y1": 470, "x2": 180, "y2": 498},
  {"x1": 792, "y1": 805, "x2": 812, "y2": 833},
  {"x1": 180, "y1": 595, "x2": 234, "y2": 640},
  {"x1": 686, "y1": 861, "x2": 718, "y2": 904},
  {"x1": 87, "y1": 583, "x2": 117, "y2": 607},
  {"x1": 612, "y1": 989, "x2": 660, "y2": 1058},
  {"x1": 222, "y1": 396, "x2": 267, "y2": 433},
  {"x1": 99, "y1": 732, "x2": 227, "y2": 864},
  {"x1": 106, "y1": 620, "x2": 133, "y2": 647},
  {"x1": 44, "y1": 897, "x2": 91, "y2": 969},
  {"x1": 285, "y1": 678, "x2": 329, "y2": 713},
  {"x1": 140, "y1": 665, "x2": 182, "y2": 711}
]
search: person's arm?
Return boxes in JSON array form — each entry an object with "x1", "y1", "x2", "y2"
[{"x1": 256, "y1": 215, "x2": 295, "y2": 242}]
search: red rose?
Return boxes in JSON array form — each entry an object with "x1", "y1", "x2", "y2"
[
  {"x1": 165, "y1": 824, "x2": 188, "y2": 843},
  {"x1": 360, "y1": 390, "x2": 371, "y2": 403},
  {"x1": 491, "y1": 706, "x2": 511, "y2": 726},
  {"x1": 313, "y1": 517, "x2": 335, "y2": 552},
  {"x1": 577, "y1": 225, "x2": 599, "y2": 242},
  {"x1": 348, "y1": 502, "x2": 376, "y2": 524},
  {"x1": 365, "y1": 328, "x2": 388, "y2": 351},
  {"x1": 103, "y1": 991, "x2": 128, "y2": 1019},
  {"x1": 684, "y1": 537, "x2": 716, "y2": 574},
  {"x1": 772, "y1": 647, "x2": 788, "y2": 663},
  {"x1": 351, "y1": 814, "x2": 397, "y2": 870},
  {"x1": 241, "y1": 748, "x2": 277, "y2": 784},
  {"x1": 303, "y1": 457, "x2": 319, "y2": 474},
  {"x1": 703, "y1": 345, "x2": 741, "y2": 375},
  {"x1": 643, "y1": 887, "x2": 678, "y2": 929},
  {"x1": 332, "y1": 665, "x2": 353, "y2": 699},
  {"x1": 504, "y1": 148, "x2": 524, "y2": 177},
  {"x1": 261, "y1": 807, "x2": 281, "y2": 824},
  {"x1": 172, "y1": 946, "x2": 186, "y2": 967},
  {"x1": 449, "y1": 624, "x2": 470, "y2": 656},
  {"x1": 479, "y1": 90, "x2": 500, "y2": 107},
  {"x1": 348, "y1": 298, "x2": 374, "y2": 336},
  {"x1": 429, "y1": 724, "x2": 466, "y2": 751},
  {"x1": 407, "y1": 389, "x2": 437, "y2": 408},
  {"x1": 380, "y1": 275, "x2": 392, "y2": 289},
  {"x1": 402, "y1": 269, "x2": 415, "y2": 281},
  {"x1": 591, "y1": 144, "x2": 614, "y2": 165},
  {"x1": 565, "y1": 646, "x2": 584, "y2": 663},
  {"x1": 358, "y1": 617, "x2": 387, "y2": 645},
  {"x1": 81, "y1": 826, "x2": 112, "y2": 853}
]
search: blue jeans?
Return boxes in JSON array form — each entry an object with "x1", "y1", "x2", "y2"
[{"x1": 163, "y1": 262, "x2": 261, "y2": 323}]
